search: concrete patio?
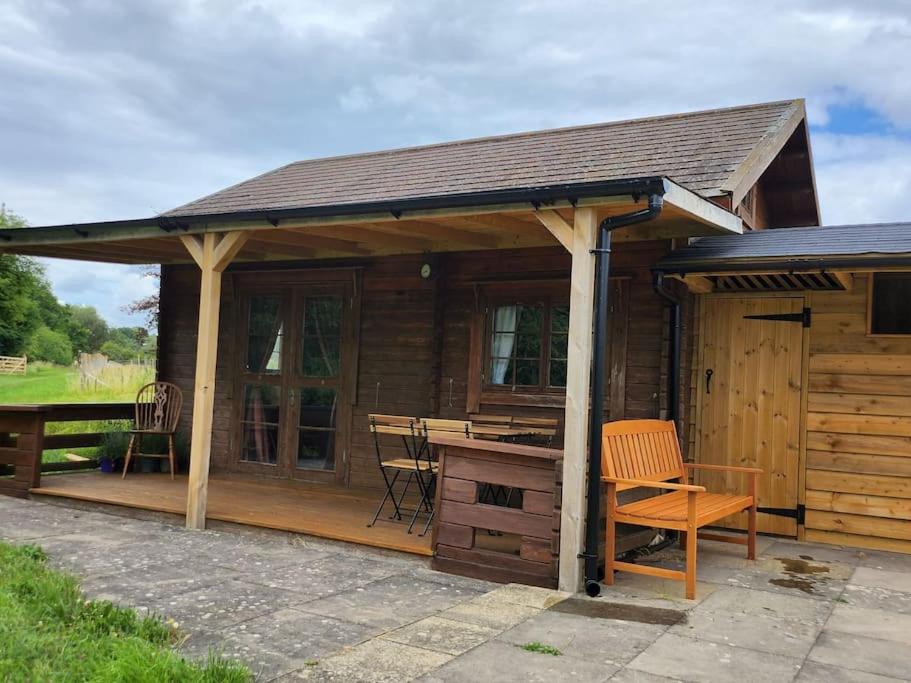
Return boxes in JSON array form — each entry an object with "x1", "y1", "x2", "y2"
[{"x1": 1, "y1": 494, "x2": 909, "y2": 682}]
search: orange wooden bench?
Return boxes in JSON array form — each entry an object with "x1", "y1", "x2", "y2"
[{"x1": 601, "y1": 419, "x2": 761, "y2": 599}]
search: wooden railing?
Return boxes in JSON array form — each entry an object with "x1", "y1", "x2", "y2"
[
  {"x1": 0, "y1": 403, "x2": 134, "y2": 497},
  {"x1": 430, "y1": 436, "x2": 563, "y2": 588},
  {"x1": 0, "y1": 355, "x2": 27, "y2": 375}
]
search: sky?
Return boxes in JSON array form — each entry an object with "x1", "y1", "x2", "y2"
[{"x1": 2, "y1": 0, "x2": 910, "y2": 328}]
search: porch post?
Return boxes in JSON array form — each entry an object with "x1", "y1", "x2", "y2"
[
  {"x1": 179, "y1": 231, "x2": 249, "y2": 530},
  {"x1": 558, "y1": 207, "x2": 597, "y2": 592}
]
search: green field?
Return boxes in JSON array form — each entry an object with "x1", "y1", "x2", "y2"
[
  {"x1": 0, "y1": 363, "x2": 148, "y2": 404},
  {"x1": 0, "y1": 542, "x2": 249, "y2": 681},
  {"x1": 0, "y1": 363, "x2": 155, "y2": 463}
]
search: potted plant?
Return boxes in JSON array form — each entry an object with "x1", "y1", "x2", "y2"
[{"x1": 96, "y1": 427, "x2": 131, "y2": 473}]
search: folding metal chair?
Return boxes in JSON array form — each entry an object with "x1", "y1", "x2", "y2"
[{"x1": 367, "y1": 414, "x2": 435, "y2": 534}]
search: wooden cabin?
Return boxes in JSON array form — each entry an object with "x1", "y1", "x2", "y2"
[{"x1": 1, "y1": 99, "x2": 838, "y2": 591}]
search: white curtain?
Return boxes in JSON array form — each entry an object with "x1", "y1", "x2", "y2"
[{"x1": 490, "y1": 305, "x2": 518, "y2": 384}]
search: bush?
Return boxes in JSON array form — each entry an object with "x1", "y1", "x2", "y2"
[
  {"x1": 26, "y1": 326, "x2": 73, "y2": 365},
  {"x1": 97, "y1": 423, "x2": 189, "y2": 468},
  {"x1": 100, "y1": 339, "x2": 137, "y2": 363}
]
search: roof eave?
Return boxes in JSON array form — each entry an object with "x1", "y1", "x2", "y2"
[{"x1": 1, "y1": 175, "x2": 739, "y2": 249}]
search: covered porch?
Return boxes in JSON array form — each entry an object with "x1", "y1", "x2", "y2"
[
  {"x1": 31, "y1": 471, "x2": 432, "y2": 555},
  {"x1": 1, "y1": 177, "x2": 741, "y2": 591}
]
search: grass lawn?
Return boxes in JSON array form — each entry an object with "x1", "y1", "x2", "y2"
[
  {"x1": 0, "y1": 363, "x2": 145, "y2": 404},
  {"x1": 0, "y1": 542, "x2": 250, "y2": 682},
  {"x1": 0, "y1": 363, "x2": 155, "y2": 464}
]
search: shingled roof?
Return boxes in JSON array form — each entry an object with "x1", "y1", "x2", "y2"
[
  {"x1": 656, "y1": 223, "x2": 911, "y2": 273},
  {"x1": 165, "y1": 99, "x2": 805, "y2": 218}
]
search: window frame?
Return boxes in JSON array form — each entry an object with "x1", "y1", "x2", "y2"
[
  {"x1": 867, "y1": 272, "x2": 911, "y2": 337},
  {"x1": 482, "y1": 293, "x2": 570, "y2": 396}
]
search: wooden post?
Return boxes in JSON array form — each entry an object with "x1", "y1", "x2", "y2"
[
  {"x1": 558, "y1": 207, "x2": 597, "y2": 592},
  {"x1": 179, "y1": 231, "x2": 249, "y2": 530}
]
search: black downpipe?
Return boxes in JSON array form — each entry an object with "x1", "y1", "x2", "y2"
[
  {"x1": 652, "y1": 272, "x2": 682, "y2": 426},
  {"x1": 583, "y1": 193, "x2": 664, "y2": 598}
]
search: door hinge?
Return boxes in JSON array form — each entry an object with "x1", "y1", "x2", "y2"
[
  {"x1": 743, "y1": 307, "x2": 811, "y2": 328},
  {"x1": 757, "y1": 504, "x2": 805, "y2": 525}
]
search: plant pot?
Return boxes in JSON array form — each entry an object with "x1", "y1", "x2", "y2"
[
  {"x1": 139, "y1": 458, "x2": 158, "y2": 473},
  {"x1": 99, "y1": 457, "x2": 114, "y2": 474}
]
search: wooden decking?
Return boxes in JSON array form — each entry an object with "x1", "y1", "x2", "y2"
[{"x1": 31, "y1": 472, "x2": 432, "y2": 556}]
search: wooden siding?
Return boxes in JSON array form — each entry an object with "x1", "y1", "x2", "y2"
[
  {"x1": 158, "y1": 242, "x2": 673, "y2": 495},
  {"x1": 805, "y1": 274, "x2": 911, "y2": 553}
]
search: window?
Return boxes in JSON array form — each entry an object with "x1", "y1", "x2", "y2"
[
  {"x1": 486, "y1": 299, "x2": 569, "y2": 391},
  {"x1": 869, "y1": 273, "x2": 911, "y2": 335}
]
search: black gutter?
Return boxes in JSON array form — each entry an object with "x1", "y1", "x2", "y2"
[
  {"x1": 0, "y1": 177, "x2": 667, "y2": 244},
  {"x1": 584, "y1": 192, "x2": 664, "y2": 598},
  {"x1": 656, "y1": 254, "x2": 911, "y2": 275},
  {"x1": 652, "y1": 272, "x2": 681, "y2": 427}
]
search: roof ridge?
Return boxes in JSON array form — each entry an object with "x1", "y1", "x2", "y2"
[{"x1": 280, "y1": 99, "x2": 802, "y2": 170}]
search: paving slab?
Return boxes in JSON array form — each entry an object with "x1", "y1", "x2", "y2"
[
  {"x1": 298, "y1": 574, "x2": 486, "y2": 630},
  {"x1": 840, "y1": 581, "x2": 911, "y2": 615},
  {"x1": 609, "y1": 669, "x2": 683, "y2": 682},
  {"x1": 437, "y1": 594, "x2": 541, "y2": 631},
  {"x1": 720, "y1": 556, "x2": 852, "y2": 601},
  {"x1": 796, "y1": 661, "x2": 906, "y2": 683},
  {"x1": 182, "y1": 607, "x2": 376, "y2": 681},
  {"x1": 857, "y1": 549, "x2": 911, "y2": 573},
  {"x1": 80, "y1": 560, "x2": 239, "y2": 609},
  {"x1": 670, "y1": 608, "x2": 822, "y2": 658},
  {"x1": 695, "y1": 585, "x2": 832, "y2": 621},
  {"x1": 498, "y1": 609, "x2": 665, "y2": 667},
  {"x1": 762, "y1": 540, "x2": 865, "y2": 566},
  {"x1": 236, "y1": 553, "x2": 402, "y2": 600},
  {"x1": 807, "y1": 630, "x2": 911, "y2": 679},
  {"x1": 285, "y1": 637, "x2": 453, "y2": 682},
  {"x1": 155, "y1": 577, "x2": 304, "y2": 632},
  {"x1": 850, "y1": 566, "x2": 911, "y2": 594},
  {"x1": 381, "y1": 615, "x2": 498, "y2": 655},
  {"x1": 478, "y1": 583, "x2": 571, "y2": 609},
  {"x1": 627, "y1": 632, "x2": 802, "y2": 683},
  {"x1": 824, "y1": 604, "x2": 911, "y2": 645},
  {"x1": 416, "y1": 638, "x2": 615, "y2": 683}
]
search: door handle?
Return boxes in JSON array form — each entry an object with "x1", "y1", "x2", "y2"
[
  {"x1": 705, "y1": 369, "x2": 714, "y2": 394},
  {"x1": 289, "y1": 388, "x2": 295, "y2": 407}
]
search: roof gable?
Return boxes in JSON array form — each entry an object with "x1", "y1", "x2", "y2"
[{"x1": 165, "y1": 100, "x2": 806, "y2": 218}]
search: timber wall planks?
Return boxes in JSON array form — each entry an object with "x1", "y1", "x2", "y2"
[
  {"x1": 805, "y1": 274, "x2": 911, "y2": 553},
  {"x1": 158, "y1": 242, "x2": 673, "y2": 495}
]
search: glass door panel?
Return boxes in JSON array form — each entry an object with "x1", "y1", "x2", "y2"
[
  {"x1": 234, "y1": 292, "x2": 288, "y2": 475},
  {"x1": 295, "y1": 387, "x2": 337, "y2": 470},
  {"x1": 292, "y1": 292, "x2": 345, "y2": 481},
  {"x1": 240, "y1": 384, "x2": 281, "y2": 465}
]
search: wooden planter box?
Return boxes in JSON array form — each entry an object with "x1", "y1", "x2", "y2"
[{"x1": 429, "y1": 437, "x2": 563, "y2": 588}]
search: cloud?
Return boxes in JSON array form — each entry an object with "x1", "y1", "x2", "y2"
[{"x1": 1, "y1": 0, "x2": 910, "y2": 324}]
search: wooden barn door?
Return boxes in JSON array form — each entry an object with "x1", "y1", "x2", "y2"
[{"x1": 696, "y1": 296, "x2": 805, "y2": 536}]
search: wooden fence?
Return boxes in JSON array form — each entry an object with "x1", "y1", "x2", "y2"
[
  {"x1": 430, "y1": 437, "x2": 563, "y2": 588},
  {"x1": 0, "y1": 355, "x2": 26, "y2": 375},
  {"x1": 0, "y1": 403, "x2": 134, "y2": 497}
]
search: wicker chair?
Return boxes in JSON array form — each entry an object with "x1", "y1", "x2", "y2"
[{"x1": 122, "y1": 381, "x2": 183, "y2": 479}]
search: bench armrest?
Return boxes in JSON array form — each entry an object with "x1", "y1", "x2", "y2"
[
  {"x1": 684, "y1": 463, "x2": 762, "y2": 474},
  {"x1": 601, "y1": 476, "x2": 706, "y2": 493}
]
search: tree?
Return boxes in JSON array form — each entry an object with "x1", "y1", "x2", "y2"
[
  {"x1": 26, "y1": 325, "x2": 73, "y2": 365},
  {"x1": 66, "y1": 305, "x2": 109, "y2": 354},
  {"x1": 124, "y1": 267, "x2": 160, "y2": 328},
  {"x1": 0, "y1": 206, "x2": 68, "y2": 356}
]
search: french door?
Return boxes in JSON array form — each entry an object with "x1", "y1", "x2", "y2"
[{"x1": 235, "y1": 282, "x2": 352, "y2": 484}]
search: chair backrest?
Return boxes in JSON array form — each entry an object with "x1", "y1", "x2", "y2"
[
  {"x1": 468, "y1": 414, "x2": 512, "y2": 440},
  {"x1": 135, "y1": 381, "x2": 183, "y2": 433},
  {"x1": 510, "y1": 416, "x2": 558, "y2": 438},
  {"x1": 601, "y1": 419, "x2": 684, "y2": 491},
  {"x1": 368, "y1": 413, "x2": 420, "y2": 437},
  {"x1": 422, "y1": 418, "x2": 472, "y2": 441}
]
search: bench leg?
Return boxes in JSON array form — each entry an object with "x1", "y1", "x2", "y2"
[
  {"x1": 747, "y1": 503, "x2": 757, "y2": 560},
  {"x1": 685, "y1": 527, "x2": 697, "y2": 600},
  {"x1": 604, "y1": 482, "x2": 617, "y2": 587},
  {"x1": 685, "y1": 490, "x2": 697, "y2": 600}
]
